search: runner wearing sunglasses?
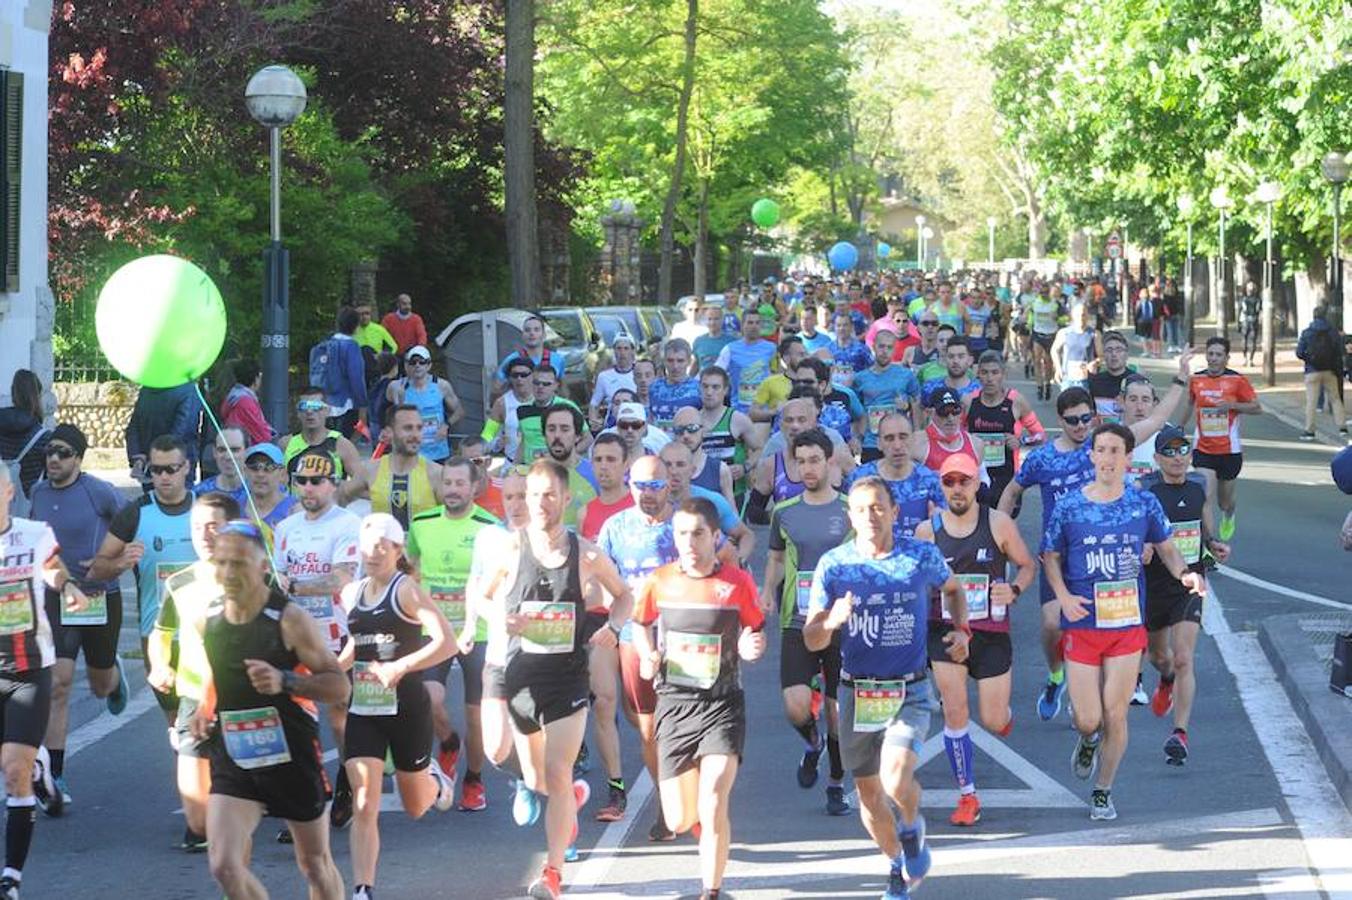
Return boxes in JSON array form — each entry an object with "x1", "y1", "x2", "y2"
[
  {"x1": 671, "y1": 407, "x2": 736, "y2": 509},
  {"x1": 282, "y1": 386, "x2": 364, "y2": 481}
]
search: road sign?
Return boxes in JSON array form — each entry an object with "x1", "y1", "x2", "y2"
[{"x1": 1106, "y1": 231, "x2": 1123, "y2": 259}]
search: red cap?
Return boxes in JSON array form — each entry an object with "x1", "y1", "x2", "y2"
[{"x1": 939, "y1": 454, "x2": 979, "y2": 480}]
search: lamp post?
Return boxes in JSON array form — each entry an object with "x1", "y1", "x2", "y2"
[
  {"x1": 986, "y1": 216, "x2": 997, "y2": 265},
  {"x1": 922, "y1": 226, "x2": 935, "y2": 272},
  {"x1": 1209, "y1": 186, "x2": 1234, "y2": 337},
  {"x1": 915, "y1": 214, "x2": 926, "y2": 271},
  {"x1": 245, "y1": 65, "x2": 307, "y2": 433},
  {"x1": 1255, "y1": 181, "x2": 1281, "y2": 385},
  {"x1": 1322, "y1": 152, "x2": 1349, "y2": 329},
  {"x1": 1177, "y1": 193, "x2": 1195, "y2": 345}
]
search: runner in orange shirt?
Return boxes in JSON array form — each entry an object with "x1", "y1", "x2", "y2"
[{"x1": 1182, "y1": 337, "x2": 1262, "y2": 540}]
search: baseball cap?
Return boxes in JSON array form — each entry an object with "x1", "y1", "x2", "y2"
[
  {"x1": 611, "y1": 334, "x2": 636, "y2": 349},
  {"x1": 406, "y1": 344, "x2": 431, "y2": 362},
  {"x1": 293, "y1": 451, "x2": 338, "y2": 480},
  {"x1": 930, "y1": 387, "x2": 963, "y2": 411},
  {"x1": 616, "y1": 402, "x2": 647, "y2": 423},
  {"x1": 1332, "y1": 445, "x2": 1352, "y2": 495},
  {"x1": 245, "y1": 443, "x2": 284, "y2": 466},
  {"x1": 359, "y1": 513, "x2": 406, "y2": 553},
  {"x1": 1153, "y1": 424, "x2": 1189, "y2": 453},
  {"x1": 939, "y1": 454, "x2": 979, "y2": 480}
]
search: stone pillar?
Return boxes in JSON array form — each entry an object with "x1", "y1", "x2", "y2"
[
  {"x1": 600, "y1": 200, "x2": 641, "y2": 305},
  {"x1": 350, "y1": 260, "x2": 378, "y2": 309}
]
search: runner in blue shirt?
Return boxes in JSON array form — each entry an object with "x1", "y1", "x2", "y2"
[
  {"x1": 844, "y1": 412, "x2": 945, "y2": 541},
  {"x1": 1042, "y1": 422, "x2": 1203, "y2": 822},
  {"x1": 714, "y1": 310, "x2": 777, "y2": 414},
  {"x1": 804, "y1": 475, "x2": 965, "y2": 900},
  {"x1": 646, "y1": 339, "x2": 701, "y2": 430},
  {"x1": 828, "y1": 312, "x2": 874, "y2": 374},
  {"x1": 852, "y1": 330, "x2": 921, "y2": 463}
]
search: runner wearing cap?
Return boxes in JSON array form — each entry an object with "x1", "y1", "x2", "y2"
[
  {"x1": 1042, "y1": 423, "x2": 1205, "y2": 820},
  {"x1": 344, "y1": 405, "x2": 445, "y2": 531},
  {"x1": 283, "y1": 386, "x2": 365, "y2": 480},
  {"x1": 604, "y1": 403, "x2": 672, "y2": 456},
  {"x1": 844, "y1": 412, "x2": 945, "y2": 543},
  {"x1": 918, "y1": 388, "x2": 986, "y2": 477},
  {"x1": 339, "y1": 513, "x2": 458, "y2": 900},
  {"x1": 385, "y1": 345, "x2": 463, "y2": 464},
  {"x1": 1140, "y1": 426, "x2": 1229, "y2": 765},
  {"x1": 589, "y1": 335, "x2": 638, "y2": 430},
  {"x1": 914, "y1": 455, "x2": 1036, "y2": 827},
  {"x1": 242, "y1": 444, "x2": 297, "y2": 530}
]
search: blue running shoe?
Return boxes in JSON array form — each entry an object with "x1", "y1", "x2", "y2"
[
  {"x1": 564, "y1": 844, "x2": 579, "y2": 863},
  {"x1": 513, "y1": 779, "x2": 541, "y2": 827},
  {"x1": 898, "y1": 814, "x2": 930, "y2": 887},
  {"x1": 1036, "y1": 676, "x2": 1065, "y2": 721},
  {"x1": 881, "y1": 860, "x2": 910, "y2": 900},
  {"x1": 107, "y1": 653, "x2": 129, "y2": 715}
]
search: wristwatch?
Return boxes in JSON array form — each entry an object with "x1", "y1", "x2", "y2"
[
  {"x1": 607, "y1": 622, "x2": 623, "y2": 639},
  {"x1": 1010, "y1": 583, "x2": 1023, "y2": 599},
  {"x1": 1171, "y1": 376, "x2": 1188, "y2": 387},
  {"x1": 281, "y1": 670, "x2": 300, "y2": 694}
]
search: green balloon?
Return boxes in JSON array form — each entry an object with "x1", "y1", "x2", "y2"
[
  {"x1": 95, "y1": 255, "x2": 227, "y2": 388},
  {"x1": 751, "y1": 198, "x2": 780, "y2": 229}
]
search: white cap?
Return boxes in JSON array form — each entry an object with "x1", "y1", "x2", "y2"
[
  {"x1": 359, "y1": 513, "x2": 406, "y2": 553},
  {"x1": 405, "y1": 344, "x2": 431, "y2": 361},
  {"x1": 615, "y1": 402, "x2": 647, "y2": 423},
  {"x1": 611, "y1": 334, "x2": 636, "y2": 348}
]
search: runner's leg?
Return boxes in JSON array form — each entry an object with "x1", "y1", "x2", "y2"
[
  {"x1": 932, "y1": 661, "x2": 974, "y2": 795},
  {"x1": 658, "y1": 768, "x2": 700, "y2": 835},
  {"x1": 285, "y1": 814, "x2": 345, "y2": 900},
  {"x1": 42, "y1": 660, "x2": 75, "y2": 762},
  {"x1": 855, "y1": 775, "x2": 901, "y2": 861},
  {"x1": 1169, "y1": 622, "x2": 1201, "y2": 731},
  {"x1": 1066, "y1": 661, "x2": 1103, "y2": 736},
  {"x1": 177, "y1": 753, "x2": 210, "y2": 837},
  {"x1": 1096, "y1": 652, "x2": 1141, "y2": 789},
  {"x1": 696, "y1": 754, "x2": 739, "y2": 892},
  {"x1": 346, "y1": 757, "x2": 384, "y2": 889},
  {"x1": 976, "y1": 671, "x2": 1013, "y2": 733},
  {"x1": 541, "y1": 710, "x2": 587, "y2": 871},
  {"x1": 206, "y1": 795, "x2": 266, "y2": 900},
  {"x1": 1041, "y1": 602, "x2": 1064, "y2": 678},
  {"x1": 589, "y1": 643, "x2": 623, "y2": 784}
]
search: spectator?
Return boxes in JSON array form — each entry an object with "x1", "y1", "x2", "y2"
[
  {"x1": 125, "y1": 381, "x2": 201, "y2": 489},
  {"x1": 1295, "y1": 304, "x2": 1348, "y2": 441},
  {"x1": 322, "y1": 306, "x2": 370, "y2": 439},
  {"x1": 220, "y1": 359, "x2": 274, "y2": 445},
  {"x1": 0, "y1": 369, "x2": 52, "y2": 498},
  {"x1": 381, "y1": 293, "x2": 429, "y2": 354},
  {"x1": 353, "y1": 302, "x2": 397, "y2": 355}
]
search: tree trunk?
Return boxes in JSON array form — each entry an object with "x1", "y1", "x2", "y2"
[
  {"x1": 693, "y1": 179, "x2": 710, "y2": 299},
  {"x1": 657, "y1": 0, "x2": 698, "y2": 305},
  {"x1": 1026, "y1": 198, "x2": 1047, "y2": 258},
  {"x1": 504, "y1": 0, "x2": 540, "y2": 307}
]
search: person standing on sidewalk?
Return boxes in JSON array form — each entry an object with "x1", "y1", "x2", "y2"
[{"x1": 1295, "y1": 305, "x2": 1348, "y2": 442}]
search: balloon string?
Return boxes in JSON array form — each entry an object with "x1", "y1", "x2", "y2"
[{"x1": 195, "y1": 382, "x2": 277, "y2": 564}]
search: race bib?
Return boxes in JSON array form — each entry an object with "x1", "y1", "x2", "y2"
[
  {"x1": 1127, "y1": 463, "x2": 1155, "y2": 483},
  {"x1": 520, "y1": 601, "x2": 576, "y2": 654},
  {"x1": 853, "y1": 679, "x2": 906, "y2": 733},
  {"x1": 974, "y1": 433, "x2": 1007, "y2": 468},
  {"x1": 291, "y1": 592, "x2": 336, "y2": 628},
  {"x1": 0, "y1": 581, "x2": 34, "y2": 636},
  {"x1": 664, "y1": 630, "x2": 722, "y2": 690},
  {"x1": 794, "y1": 571, "x2": 814, "y2": 616},
  {"x1": 1171, "y1": 520, "x2": 1202, "y2": 566},
  {"x1": 944, "y1": 574, "x2": 990, "y2": 621},
  {"x1": 1199, "y1": 406, "x2": 1229, "y2": 438},
  {"x1": 61, "y1": 589, "x2": 108, "y2": 627},
  {"x1": 220, "y1": 706, "x2": 292, "y2": 770},
  {"x1": 350, "y1": 661, "x2": 398, "y2": 716},
  {"x1": 736, "y1": 380, "x2": 757, "y2": 408},
  {"x1": 1093, "y1": 579, "x2": 1142, "y2": 629},
  {"x1": 867, "y1": 405, "x2": 891, "y2": 435},
  {"x1": 429, "y1": 585, "x2": 467, "y2": 633},
  {"x1": 1034, "y1": 309, "x2": 1056, "y2": 333}
]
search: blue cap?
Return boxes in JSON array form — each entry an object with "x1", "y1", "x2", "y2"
[
  {"x1": 1154, "y1": 424, "x2": 1189, "y2": 452},
  {"x1": 244, "y1": 443, "x2": 284, "y2": 465},
  {"x1": 1333, "y1": 445, "x2": 1352, "y2": 495}
]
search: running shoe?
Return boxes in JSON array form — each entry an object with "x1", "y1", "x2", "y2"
[
  {"x1": 1036, "y1": 677, "x2": 1065, "y2": 721},
  {"x1": 1164, "y1": 729, "x2": 1189, "y2": 766},
  {"x1": 1090, "y1": 789, "x2": 1117, "y2": 821},
  {"x1": 881, "y1": 861, "x2": 909, "y2": 900},
  {"x1": 352, "y1": 886, "x2": 374, "y2": 900},
  {"x1": 1130, "y1": 676, "x2": 1148, "y2": 706},
  {"x1": 32, "y1": 746, "x2": 61, "y2": 817},
  {"x1": 1299, "y1": 431, "x2": 1316, "y2": 442},
  {"x1": 1071, "y1": 732, "x2": 1101, "y2": 781},
  {"x1": 437, "y1": 739, "x2": 459, "y2": 786},
  {"x1": 574, "y1": 741, "x2": 592, "y2": 777},
  {"x1": 898, "y1": 814, "x2": 930, "y2": 887},
  {"x1": 513, "y1": 779, "x2": 541, "y2": 827},
  {"x1": 596, "y1": 784, "x2": 627, "y2": 822},
  {"x1": 1151, "y1": 679, "x2": 1174, "y2": 717},
  {"x1": 429, "y1": 760, "x2": 455, "y2": 812},
  {"x1": 459, "y1": 778, "x2": 487, "y2": 812},
  {"x1": 331, "y1": 781, "x2": 354, "y2": 830},
  {"x1": 527, "y1": 865, "x2": 562, "y2": 900},
  {"x1": 1218, "y1": 511, "x2": 1236, "y2": 541},
  {"x1": 564, "y1": 844, "x2": 579, "y2": 863},
  {"x1": 178, "y1": 827, "x2": 209, "y2": 853},
  {"x1": 797, "y1": 739, "x2": 823, "y2": 789},
  {"x1": 107, "y1": 653, "x2": 129, "y2": 715},
  {"x1": 0, "y1": 876, "x2": 19, "y2": 900},
  {"x1": 994, "y1": 711, "x2": 1014, "y2": 738},
  {"x1": 648, "y1": 815, "x2": 675, "y2": 842},
  {"x1": 825, "y1": 785, "x2": 851, "y2": 816},
  {"x1": 54, "y1": 776, "x2": 72, "y2": 809},
  {"x1": 950, "y1": 792, "x2": 981, "y2": 827},
  {"x1": 276, "y1": 827, "x2": 293, "y2": 844}
]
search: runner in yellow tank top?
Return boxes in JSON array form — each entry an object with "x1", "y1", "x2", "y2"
[{"x1": 344, "y1": 405, "x2": 444, "y2": 529}]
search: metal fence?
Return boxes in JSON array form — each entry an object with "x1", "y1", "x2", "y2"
[{"x1": 53, "y1": 287, "x2": 119, "y2": 383}]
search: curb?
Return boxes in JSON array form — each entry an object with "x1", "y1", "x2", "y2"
[{"x1": 1256, "y1": 613, "x2": 1352, "y2": 810}]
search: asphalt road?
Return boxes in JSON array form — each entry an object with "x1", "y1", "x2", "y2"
[{"x1": 28, "y1": 356, "x2": 1352, "y2": 900}]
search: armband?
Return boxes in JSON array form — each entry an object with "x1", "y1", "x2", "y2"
[{"x1": 480, "y1": 419, "x2": 502, "y2": 442}]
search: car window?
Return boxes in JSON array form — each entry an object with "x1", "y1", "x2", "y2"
[
  {"x1": 641, "y1": 308, "x2": 667, "y2": 339},
  {"x1": 543, "y1": 311, "x2": 583, "y2": 344},
  {"x1": 591, "y1": 314, "x2": 626, "y2": 346},
  {"x1": 613, "y1": 309, "x2": 643, "y2": 339}
]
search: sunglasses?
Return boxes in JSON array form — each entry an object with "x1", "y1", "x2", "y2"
[
  {"x1": 149, "y1": 462, "x2": 185, "y2": 476},
  {"x1": 292, "y1": 475, "x2": 333, "y2": 486},
  {"x1": 408, "y1": 357, "x2": 431, "y2": 366},
  {"x1": 1158, "y1": 442, "x2": 1192, "y2": 457},
  {"x1": 633, "y1": 479, "x2": 668, "y2": 492},
  {"x1": 941, "y1": 474, "x2": 974, "y2": 487},
  {"x1": 919, "y1": 321, "x2": 939, "y2": 327},
  {"x1": 509, "y1": 370, "x2": 533, "y2": 379},
  {"x1": 617, "y1": 421, "x2": 645, "y2": 431},
  {"x1": 297, "y1": 400, "x2": 327, "y2": 413},
  {"x1": 246, "y1": 462, "x2": 279, "y2": 473},
  {"x1": 45, "y1": 445, "x2": 76, "y2": 460},
  {"x1": 937, "y1": 406, "x2": 963, "y2": 416},
  {"x1": 671, "y1": 423, "x2": 702, "y2": 435},
  {"x1": 1061, "y1": 413, "x2": 1095, "y2": 426}
]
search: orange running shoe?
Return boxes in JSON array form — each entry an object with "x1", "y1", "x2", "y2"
[
  {"x1": 1151, "y1": 678, "x2": 1175, "y2": 717},
  {"x1": 528, "y1": 865, "x2": 562, "y2": 899},
  {"x1": 950, "y1": 792, "x2": 982, "y2": 827}
]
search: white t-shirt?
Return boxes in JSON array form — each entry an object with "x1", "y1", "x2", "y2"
[
  {"x1": 670, "y1": 321, "x2": 709, "y2": 346},
  {"x1": 0, "y1": 517, "x2": 58, "y2": 672},
  {"x1": 590, "y1": 367, "x2": 638, "y2": 410},
  {"x1": 273, "y1": 504, "x2": 361, "y2": 650}
]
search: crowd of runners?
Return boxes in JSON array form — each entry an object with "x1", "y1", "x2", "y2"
[{"x1": 0, "y1": 268, "x2": 1268, "y2": 900}]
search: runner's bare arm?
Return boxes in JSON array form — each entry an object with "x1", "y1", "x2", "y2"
[
  {"x1": 1132, "y1": 349, "x2": 1195, "y2": 442},
  {"x1": 340, "y1": 460, "x2": 375, "y2": 504},
  {"x1": 803, "y1": 592, "x2": 853, "y2": 652},
  {"x1": 272, "y1": 605, "x2": 350, "y2": 705},
  {"x1": 1154, "y1": 539, "x2": 1206, "y2": 596},
  {"x1": 726, "y1": 519, "x2": 756, "y2": 563},
  {"x1": 760, "y1": 548, "x2": 785, "y2": 613},
  {"x1": 84, "y1": 531, "x2": 141, "y2": 582},
  {"x1": 582, "y1": 546, "x2": 632, "y2": 638},
  {"x1": 1041, "y1": 550, "x2": 1088, "y2": 621},
  {"x1": 736, "y1": 410, "x2": 766, "y2": 461},
  {"x1": 336, "y1": 436, "x2": 365, "y2": 483},
  {"x1": 992, "y1": 510, "x2": 1037, "y2": 598},
  {"x1": 383, "y1": 578, "x2": 457, "y2": 680},
  {"x1": 442, "y1": 381, "x2": 466, "y2": 426},
  {"x1": 718, "y1": 462, "x2": 736, "y2": 509}
]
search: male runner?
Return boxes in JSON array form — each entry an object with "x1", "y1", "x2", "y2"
[
  {"x1": 541, "y1": 405, "x2": 599, "y2": 527},
  {"x1": 648, "y1": 338, "x2": 701, "y2": 431},
  {"x1": 915, "y1": 455, "x2": 1035, "y2": 827},
  {"x1": 845, "y1": 412, "x2": 945, "y2": 542},
  {"x1": 761, "y1": 430, "x2": 852, "y2": 815},
  {"x1": 193, "y1": 427, "x2": 251, "y2": 508},
  {"x1": 804, "y1": 476, "x2": 966, "y2": 900},
  {"x1": 697, "y1": 367, "x2": 761, "y2": 501},
  {"x1": 661, "y1": 443, "x2": 755, "y2": 565},
  {"x1": 693, "y1": 305, "x2": 736, "y2": 372},
  {"x1": 384, "y1": 344, "x2": 464, "y2": 463},
  {"x1": 482, "y1": 357, "x2": 536, "y2": 464},
  {"x1": 749, "y1": 337, "x2": 807, "y2": 426},
  {"x1": 1028, "y1": 286, "x2": 1063, "y2": 400},
  {"x1": 794, "y1": 357, "x2": 864, "y2": 449},
  {"x1": 344, "y1": 405, "x2": 445, "y2": 529},
  {"x1": 715, "y1": 310, "x2": 776, "y2": 415},
  {"x1": 580, "y1": 434, "x2": 633, "y2": 542},
  {"x1": 1183, "y1": 336, "x2": 1261, "y2": 540},
  {"x1": 900, "y1": 312, "x2": 942, "y2": 374},
  {"x1": 1086, "y1": 331, "x2": 1133, "y2": 423},
  {"x1": 966, "y1": 351, "x2": 1044, "y2": 510},
  {"x1": 589, "y1": 335, "x2": 638, "y2": 429},
  {"x1": 917, "y1": 388, "x2": 986, "y2": 476},
  {"x1": 672, "y1": 408, "x2": 735, "y2": 509},
  {"x1": 478, "y1": 460, "x2": 632, "y2": 900},
  {"x1": 1050, "y1": 303, "x2": 1100, "y2": 392},
  {"x1": 28, "y1": 424, "x2": 128, "y2": 815},
  {"x1": 242, "y1": 444, "x2": 296, "y2": 530},
  {"x1": 854, "y1": 330, "x2": 921, "y2": 464},
  {"x1": 920, "y1": 336, "x2": 979, "y2": 407},
  {"x1": 284, "y1": 387, "x2": 364, "y2": 479},
  {"x1": 519, "y1": 366, "x2": 590, "y2": 465},
  {"x1": 829, "y1": 312, "x2": 874, "y2": 374},
  {"x1": 1043, "y1": 423, "x2": 1204, "y2": 820},
  {"x1": 191, "y1": 520, "x2": 348, "y2": 900},
  {"x1": 632, "y1": 498, "x2": 765, "y2": 900}
]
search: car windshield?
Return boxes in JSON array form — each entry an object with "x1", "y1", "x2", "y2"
[
  {"x1": 591, "y1": 314, "x2": 627, "y2": 346},
  {"x1": 543, "y1": 311, "x2": 584, "y2": 344}
]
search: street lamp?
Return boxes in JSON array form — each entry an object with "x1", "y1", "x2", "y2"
[
  {"x1": 1255, "y1": 180, "x2": 1282, "y2": 385},
  {"x1": 915, "y1": 214, "x2": 926, "y2": 271},
  {"x1": 986, "y1": 216, "x2": 997, "y2": 265},
  {"x1": 1177, "y1": 193, "x2": 1196, "y2": 344},
  {"x1": 922, "y1": 226, "x2": 935, "y2": 272},
  {"x1": 1209, "y1": 185, "x2": 1234, "y2": 337},
  {"x1": 245, "y1": 64, "x2": 307, "y2": 433},
  {"x1": 1322, "y1": 152, "x2": 1349, "y2": 328}
]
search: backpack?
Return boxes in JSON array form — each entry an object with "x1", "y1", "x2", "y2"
[
  {"x1": 3, "y1": 426, "x2": 49, "y2": 518},
  {"x1": 1308, "y1": 327, "x2": 1341, "y2": 372},
  {"x1": 308, "y1": 338, "x2": 336, "y2": 394}
]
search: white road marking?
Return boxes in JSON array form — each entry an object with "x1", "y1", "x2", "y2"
[
  {"x1": 1213, "y1": 564, "x2": 1351, "y2": 611},
  {"x1": 66, "y1": 689, "x2": 159, "y2": 759},
  {"x1": 1208, "y1": 581, "x2": 1352, "y2": 897},
  {"x1": 567, "y1": 768, "x2": 655, "y2": 889}
]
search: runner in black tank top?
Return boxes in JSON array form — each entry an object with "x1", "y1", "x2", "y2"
[
  {"x1": 967, "y1": 392, "x2": 1017, "y2": 504},
  {"x1": 505, "y1": 531, "x2": 590, "y2": 727}
]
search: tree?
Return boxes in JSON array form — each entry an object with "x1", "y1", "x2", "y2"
[{"x1": 504, "y1": 0, "x2": 542, "y2": 305}]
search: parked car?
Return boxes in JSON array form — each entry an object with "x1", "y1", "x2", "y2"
[
  {"x1": 588, "y1": 312, "x2": 633, "y2": 349},
  {"x1": 541, "y1": 306, "x2": 608, "y2": 384},
  {"x1": 584, "y1": 306, "x2": 664, "y2": 354},
  {"x1": 638, "y1": 306, "x2": 669, "y2": 342},
  {"x1": 433, "y1": 308, "x2": 584, "y2": 437}
]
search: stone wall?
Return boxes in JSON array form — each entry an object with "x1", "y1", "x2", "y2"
[{"x1": 53, "y1": 381, "x2": 139, "y2": 448}]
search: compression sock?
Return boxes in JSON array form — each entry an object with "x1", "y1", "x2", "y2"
[
  {"x1": 464, "y1": 769, "x2": 481, "y2": 785},
  {"x1": 441, "y1": 732, "x2": 462, "y2": 757},
  {"x1": 826, "y1": 734, "x2": 844, "y2": 782},
  {"x1": 5, "y1": 796, "x2": 36, "y2": 874},
  {"x1": 48, "y1": 749, "x2": 64, "y2": 779},
  {"x1": 792, "y1": 716, "x2": 819, "y2": 749},
  {"x1": 943, "y1": 726, "x2": 976, "y2": 794}
]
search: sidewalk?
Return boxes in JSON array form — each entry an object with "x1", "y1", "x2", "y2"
[{"x1": 1227, "y1": 337, "x2": 1350, "y2": 448}]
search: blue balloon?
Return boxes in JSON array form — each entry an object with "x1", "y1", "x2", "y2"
[
  {"x1": 877, "y1": 242, "x2": 892, "y2": 259},
  {"x1": 828, "y1": 241, "x2": 859, "y2": 271}
]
